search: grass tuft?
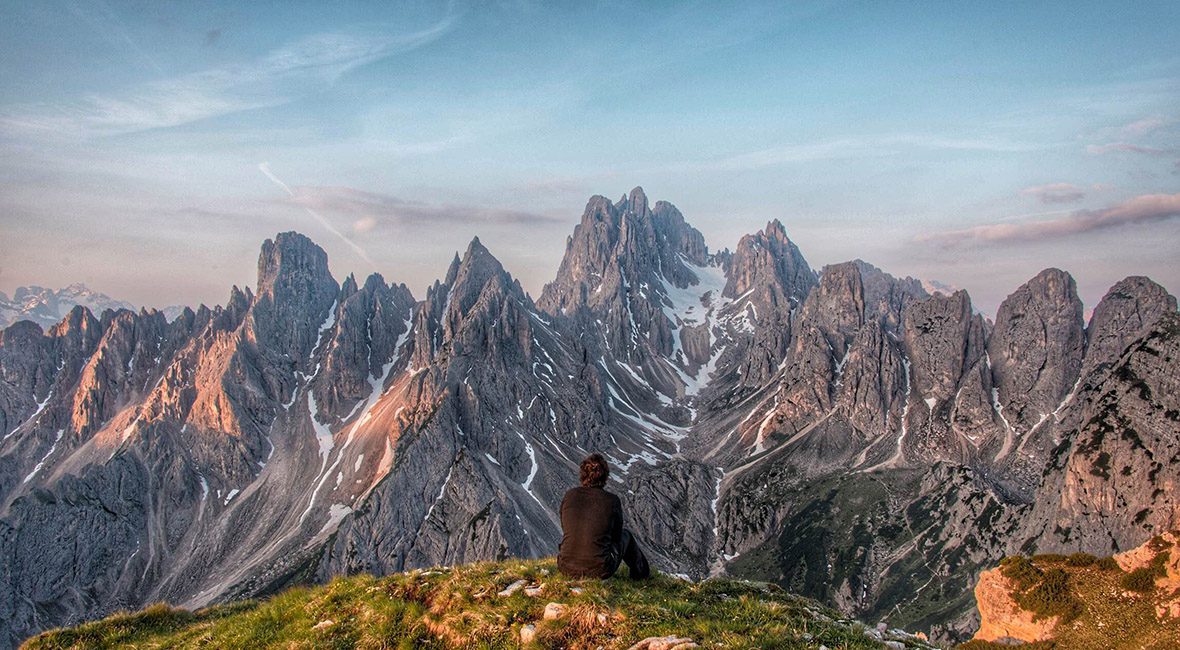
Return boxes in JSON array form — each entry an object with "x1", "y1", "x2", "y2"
[
  {"x1": 1095, "y1": 556, "x2": 1121, "y2": 571},
  {"x1": 1065, "y1": 553, "x2": 1097, "y2": 567},
  {"x1": 1120, "y1": 568, "x2": 1157, "y2": 593}
]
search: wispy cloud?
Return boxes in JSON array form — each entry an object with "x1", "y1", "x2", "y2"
[
  {"x1": 670, "y1": 133, "x2": 1045, "y2": 173},
  {"x1": 1019, "y1": 182, "x2": 1086, "y2": 204},
  {"x1": 283, "y1": 186, "x2": 562, "y2": 230},
  {"x1": 917, "y1": 193, "x2": 1180, "y2": 247},
  {"x1": 1122, "y1": 116, "x2": 1169, "y2": 136},
  {"x1": 259, "y1": 164, "x2": 374, "y2": 264},
  {"x1": 1086, "y1": 142, "x2": 1167, "y2": 155},
  {"x1": 67, "y1": 0, "x2": 165, "y2": 75},
  {"x1": 0, "y1": 17, "x2": 456, "y2": 138}
]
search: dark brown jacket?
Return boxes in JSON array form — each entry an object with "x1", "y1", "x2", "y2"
[{"x1": 556, "y1": 486, "x2": 622, "y2": 578}]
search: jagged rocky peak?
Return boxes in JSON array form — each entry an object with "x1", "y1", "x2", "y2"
[
  {"x1": 537, "y1": 187, "x2": 709, "y2": 315},
  {"x1": 311, "y1": 271, "x2": 416, "y2": 421},
  {"x1": 799, "y1": 262, "x2": 866, "y2": 356},
  {"x1": 256, "y1": 231, "x2": 334, "y2": 298},
  {"x1": 988, "y1": 267, "x2": 1085, "y2": 434},
  {"x1": 1084, "y1": 276, "x2": 1178, "y2": 375},
  {"x1": 724, "y1": 219, "x2": 816, "y2": 303},
  {"x1": 902, "y1": 289, "x2": 987, "y2": 404},
  {"x1": 413, "y1": 237, "x2": 529, "y2": 367},
  {"x1": 249, "y1": 231, "x2": 339, "y2": 361},
  {"x1": 851, "y1": 259, "x2": 928, "y2": 332},
  {"x1": 448, "y1": 237, "x2": 518, "y2": 312}
]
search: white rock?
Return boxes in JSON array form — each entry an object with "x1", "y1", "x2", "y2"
[
  {"x1": 543, "y1": 602, "x2": 568, "y2": 620},
  {"x1": 498, "y1": 579, "x2": 528, "y2": 597}
]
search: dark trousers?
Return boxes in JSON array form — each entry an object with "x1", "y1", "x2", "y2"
[{"x1": 606, "y1": 529, "x2": 651, "y2": 579}]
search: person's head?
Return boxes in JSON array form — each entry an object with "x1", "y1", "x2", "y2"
[{"x1": 579, "y1": 453, "x2": 609, "y2": 488}]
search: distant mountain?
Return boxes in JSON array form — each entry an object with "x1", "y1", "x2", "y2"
[
  {"x1": 0, "y1": 284, "x2": 135, "y2": 329},
  {"x1": 921, "y1": 278, "x2": 959, "y2": 296},
  {"x1": 0, "y1": 188, "x2": 1176, "y2": 649}
]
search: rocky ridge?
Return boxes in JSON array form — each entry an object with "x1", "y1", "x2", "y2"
[{"x1": 1, "y1": 188, "x2": 1177, "y2": 648}]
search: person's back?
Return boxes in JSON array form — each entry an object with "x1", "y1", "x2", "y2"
[
  {"x1": 556, "y1": 453, "x2": 650, "y2": 580},
  {"x1": 557, "y1": 486, "x2": 622, "y2": 578}
]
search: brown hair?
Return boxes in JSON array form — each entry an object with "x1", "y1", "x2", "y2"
[{"x1": 579, "y1": 453, "x2": 609, "y2": 488}]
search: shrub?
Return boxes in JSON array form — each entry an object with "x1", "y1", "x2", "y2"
[
  {"x1": 1096, "y1": 557, "x2": 1121, "y2": 571},
  {"x1": 1035, "y1": 553, "x2": 1067, "y2": 563},
  {"x1": 1066, "y1": 553, "x2": 1097, "y2": 567},
  {"x1": 1015, "y1": 568, "x2": 1083, "y2": 623},
  {"x1": 1148, "y1": 551, "x2": 1169, "y2": 578},
  {"x1": 1147, "y1": 535, "x2": 1171, "y2": 552},
  {"x1": 1120, "y1": 567, "x2": 1157, "y2": 593},
  {"x1": 1001, "y1": 556, "x2": 1042, "y2": 591}
]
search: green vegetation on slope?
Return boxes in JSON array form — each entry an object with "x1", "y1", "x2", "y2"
[{"x1": 25, "y1": 559, "x2": 935, "y2": 650}]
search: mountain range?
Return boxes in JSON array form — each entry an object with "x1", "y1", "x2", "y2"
[
  {"x1": 0, "y1": 187, "x2": 1176, "y2": 648},
  {"x1": 0, "y1": 285, "x2": 136, "y2": 331}
]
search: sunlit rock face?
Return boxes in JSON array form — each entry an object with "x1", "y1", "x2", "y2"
[{"x1": 0, "y1": 191, "x2": 1175, "y2": 648}]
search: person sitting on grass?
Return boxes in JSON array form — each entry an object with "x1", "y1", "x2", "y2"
[{"x1": 557, "y1": 453, "x2": 651, "y2": 580}]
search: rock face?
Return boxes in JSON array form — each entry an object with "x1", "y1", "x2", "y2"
[
  {"x1": 0, "y1": 189, "x2": 1176, "y2": 649},
  {"x1": 1023, "y1": 311, "x2": 1180, "y2": 553},
  {"x1": 988, "y1": 268, "x2": 1085, "y2": 437},
  {"x1": 972, "y1": 565, "x2": 1057, "y2": 644}
]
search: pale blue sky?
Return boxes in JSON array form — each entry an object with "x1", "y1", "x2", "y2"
[{"x1": 1, "y1": 0, "x2": 1178, "y2": 316}]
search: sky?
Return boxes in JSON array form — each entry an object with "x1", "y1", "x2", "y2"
[{"x1": 1, "y1": 0, "x2": 1178, "y2": 318}]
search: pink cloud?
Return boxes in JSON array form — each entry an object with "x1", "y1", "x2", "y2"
[
  {"x1": 1019, "y1": 182, "x2": 1085, "y2": 204},
  {"x1": 917, "y1": 193, "x2": 1180, "y2": 247},
  {"x1": 1122, "y1": 117, "x2": 1168, "y2": 136}
]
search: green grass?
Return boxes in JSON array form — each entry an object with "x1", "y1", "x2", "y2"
[{"x1": 24, "y1": 559, "x2": 934, "y2": 650}]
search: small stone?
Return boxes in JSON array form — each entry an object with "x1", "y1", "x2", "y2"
[
  {"x1": 543, "y1": 602, "x2": 568, "y2": 620},
  {"x1": 626, "y1": 636, "x2": 698, "y2": 650},
  {"x1": 498, "y1": 579, "x2": 527, "y2": 597},
  {"x1": 570, "y1": 587, "x2": 584, "y2": 595},
  {"x1": 876, "y1": 622, "x2": 888, "y2": 632},
  {"x1": 596, "y1": 612, "x2": 608, "y2": 625},
  {"x1": 520, "y1": 623, "x2": 536, "y2": 644},
  {"x1": 524, "y1": 583, "x2": 545, "y2": 597},
  {"x1": 884, "y1": 642, "x2": 905, "y2": 650},
  {"x1": 312, "y1": 619, "x2": 335, "y2": 631}
]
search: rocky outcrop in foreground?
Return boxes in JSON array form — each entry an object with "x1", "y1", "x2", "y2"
[{"x1": 971, "y1": 531, "x2": 1180, "y2": 648}]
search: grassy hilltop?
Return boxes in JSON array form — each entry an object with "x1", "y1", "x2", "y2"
[{"x1": 25, "y1": 559, "x2": 935, "y2": 650}]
